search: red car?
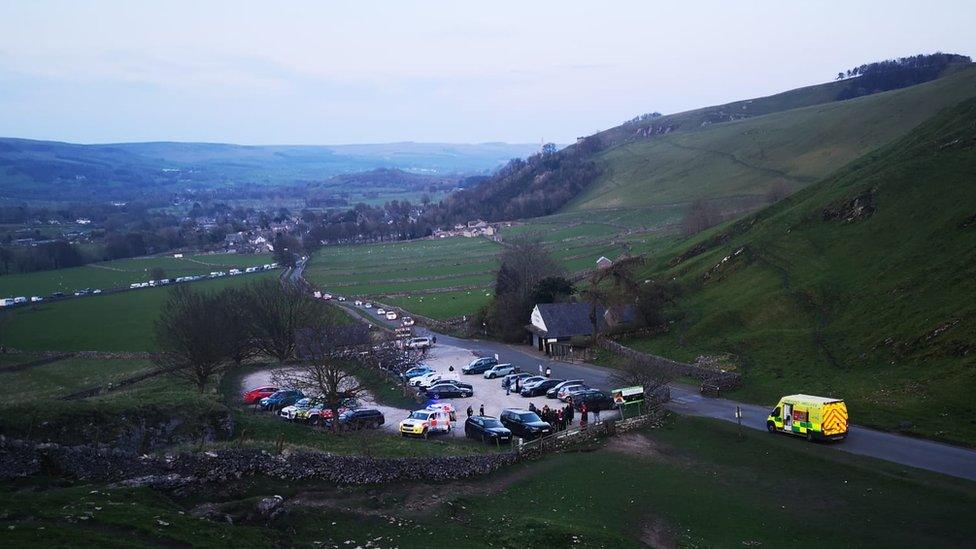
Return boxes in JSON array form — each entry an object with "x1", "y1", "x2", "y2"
[{"x1": 242, "y1": 385, "x2": 278, "y2": 405}]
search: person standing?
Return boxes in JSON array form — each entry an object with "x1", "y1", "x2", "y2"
[
  {"x1": 479, "y1": 404, "x2": 485, "y2": 416},
  {"x1": 557, "y1": 409, "x2": 565, "y2": 430},
  {"x1": 565, "y1": 404, "x2": 574, "y2": 426},
  {"x1": 466, "y1": 405, "x2": 473, "y2": 418},
  {"x1": 580, "y1": 402, "x2": 588, "y2": 428},
  {"x1": 505, "y1": 381, "x2": 511, "y2": 396},
  {"x1": 593, "y1": 406, "x2": 601, "y2": 423},
  {"x1": 538, "y1": 364, "x2": 543, "y2": 376},
  {"x1": 545, "y1": 366, "x2": 551, "y2": 378}
]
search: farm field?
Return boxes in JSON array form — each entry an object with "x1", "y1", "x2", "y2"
[
  {"x1": 0, "y1": 253, "x2": 272, "y2": 298},
  {"x1": 305, "y1": 208, "x2": 680, "y2": 320},
  {"x1": 1, "y1": 271, "x2": 277, "y2": 352},
  {"x1": 0, "y1": 357, "x2": 155, "y2": 403}
]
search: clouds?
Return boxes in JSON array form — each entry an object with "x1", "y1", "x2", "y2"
[{"x1": 0, "y1": 1, "x2": 973, "y2": 143}]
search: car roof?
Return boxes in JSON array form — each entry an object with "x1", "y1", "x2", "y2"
[
  {"x1": 470, "y1": 415, "x2": 497, "y2": 420},
  {"x1": 503, "y1": 408, "x2": 534, "y2": 413}
]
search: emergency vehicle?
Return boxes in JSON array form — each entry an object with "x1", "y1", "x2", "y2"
[
  {"x1": 767, "y1": 394, "x2": 849, "y2": 441},
  {"x1": 399, "y1": 409, "x2": 452, "y2": 438}
]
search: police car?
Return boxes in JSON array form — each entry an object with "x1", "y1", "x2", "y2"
[{"x1": 399, "y1": 408, "x2": 452, "y2": 438}]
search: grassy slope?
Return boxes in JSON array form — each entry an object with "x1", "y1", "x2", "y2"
[
  {"x1": 5, "y1": 415, "x2": 972, "y2": 547},
  {"x1": 2, "y1": 272, "x2": 276, "y2": 352},
  {"x1": 623, "y1": 97, "x2": 976, "y2": 444},
  {"x1": 570, "y1": 65, "x2": 976, "y2": 210}
]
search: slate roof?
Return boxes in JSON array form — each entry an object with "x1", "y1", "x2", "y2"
[{"x1": 530, "y1": 302, "x2": 637, "y2": 339}]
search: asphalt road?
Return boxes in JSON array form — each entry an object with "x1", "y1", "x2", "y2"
[{"x1": 338, "y1": 299, "x2": 976, "y2": 482}]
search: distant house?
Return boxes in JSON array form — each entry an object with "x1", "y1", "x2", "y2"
[
  {"x1": 75, "y1": 218, "x2": 92, "y2": 225},
  {"x1": 596, "y1": 256, "x2": 613, "y2": 269},
  {"x1": 526, "y1": 302, "x2": 635, "y2": 354},
  {"x1": 224, "y1": 232, "x2": 245, "y2": 245}
]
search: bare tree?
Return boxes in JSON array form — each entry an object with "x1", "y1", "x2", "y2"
[
  {"x1": 610, "y1": 357, "x2": 675, "y2": 412},
  {"x1": 489, "y1": 236, "x2": 563, "y2": 341},
  {"x1": 765, "y1": 181, "x2": 792, "y2": 204},
  {"x1": 681, "y1": 199, "x2": 722, "y2": 236},
  {"x1": 246, "y1": 279, "x2": 329, "y2": 363},
  {"x1": 153, "y1": 285, "x2": 231, "y2": 391},
  {"x1": 272, "y1": 322, "x2": 373, "y2": 432},
  {"x1": 220, "y1": 286, "x2": 260, "y2": 367}
]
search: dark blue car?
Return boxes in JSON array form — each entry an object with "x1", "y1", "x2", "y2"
[{"x1": 259, "y1": 389, "x2": 305, "y2": 411}]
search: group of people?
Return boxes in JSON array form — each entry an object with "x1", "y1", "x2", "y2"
[{"x1": 527, "y1": 402, "x2": 587, "y2": 431}]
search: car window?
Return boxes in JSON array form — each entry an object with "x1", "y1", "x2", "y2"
[
  {"x1": 518, "y1": 412, "x2": 542, "y2": 422},
  {"x1": 483, "y1": 419, "x2": 504, "y2": 428},
  {"x1": 409, "y1": 411, "x2": 430, "y2": 420}
]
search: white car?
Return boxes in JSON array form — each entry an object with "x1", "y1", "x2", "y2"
[
  {"x1": 376, "y1": 308, "x2": 386, "y2": 315},
  {"x1": 364, "y1": 302, "x2": 373, "y2": 308},
  {"x1": 402, "y1": 316, "x2": 415, "y2": 326},
  {"x1": 386, "y1": 311, "x2": 398, "y2": 320},
  {"x1": 408, "y1": 372, "x2": 442, "y2": 388},
  {"x1": 337, "y1": 296, "x2": 346, "y2": 301},
  {"x1": 354, "y1": 300, "x2": 363, "y2": 306},
  {"x1": 406, "y1": 337, "x2": 433, "y2": 350},
  {"x1": 483, "y1": 363, "x2": 518, "y2": 379}
]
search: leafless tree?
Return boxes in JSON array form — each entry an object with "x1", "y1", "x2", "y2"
[
  {"x1": 246, "y1": 279, "x2": 330, "y2": 363},
  {"x1": 153, "y1": 285, "x2": 231, "y2": 391},
  {"x1": 271, "y1": 322, "x2": 373, "y2": 432},
  {"x1": 681, "y1": 199, "x2": 723, "y2": 236},
  {"x1": 765, "y1": 181, "x2": 792, "y2": 204},
  {"x1": 489, "y1": 236, "x2": 563, "y2": 341},
  {"x1": 220, "y1": 286, "x2": 260, "y2": 367},
  {"x1": 610, "y1": 357, "x2": 675, "y2": 411}
]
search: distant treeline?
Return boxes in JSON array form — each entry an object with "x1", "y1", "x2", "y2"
[{"x1": 835, "y1": 53, "x2": 971, "y2": 100}]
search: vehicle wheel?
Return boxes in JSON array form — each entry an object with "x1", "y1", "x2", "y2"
[
  {"x1": 806, "y1": 431, "x2": 814, "y2": 442},
  {"x1": 422, "y1": 429, "x2": 429, "y2": 440},
  {"x1": 766, "y1": 422, "x2": 776, "y2": 433}
]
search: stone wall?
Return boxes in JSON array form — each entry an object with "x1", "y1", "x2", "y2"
[
  {"x1": 597, "y1": 338, "x2": 741, "y2": 391},
  {"x1": 0, "y1": 438, "x2": 518, "y2": 486}
]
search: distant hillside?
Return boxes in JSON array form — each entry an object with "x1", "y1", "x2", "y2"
[
  {"x1": 570, "y1": 58, "x2": 976, "y2": 211},
  {"x1": 430, "y1": 53, "x2": 973, "y2": 224},
  {"x1": 624, "y1": 96, "x2": 976, "y2": 444},
  {"x1": 0, "y1": 139, "x2": 541, "y2": 201}
]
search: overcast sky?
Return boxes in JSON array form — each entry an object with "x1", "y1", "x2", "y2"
[{"x1": 0, "y1": 1, "x2": 973, "y2": 145}]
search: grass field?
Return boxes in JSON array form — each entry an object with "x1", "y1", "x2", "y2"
[
  {"x1": 0, "y1": 357, "x2": 155, "y2": 402},
  {"x1": 1, "y1": 271, "x2": 277, "y2": 352},
  {"x1": 4, "y1": 414, "x2": 972, "y2": 547},
  {"x1": 0, "y1": 253, "x2": 272, "y2": 298},
  {"x1": 305, "y1": 209, "x2": 680, "y2": 320},
  {"x1": 570, "y1": 65, "x2": 976, "y2": 211}
]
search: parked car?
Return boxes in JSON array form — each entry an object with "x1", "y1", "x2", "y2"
[
  {"x1": 302, "y1": 398, "x2": 360, "y2": 425},
  {"x1": 557, "y1": 384, "x2": 590, "y2": 402},
  {"x1": 399, "y1": 409, "x2": 452, "y2": 438},
  {"x1": 364, "y1": 302, "x2": 373, "y2": 308},
  {"x1": 407, "y1": 371, "x2": 441, "y2": 387},
  {"x1": 337, "y1": 296, "x2": 346, "y2": 301},
  {"x1": 483, "y1": 363, "x2": 518, "y2": 379},
  {"x1": 568, "y1": 390, "x2": 616, "y2": 411},
  {"x1": 279, "y1": 397, "x2": 323, "y2": 420},
  {"x1": 465, "y1": 415, "x2": 512, "y2": 444},
  {"x1": 29, "y1": 296, "x2": 43, "y2": 303},
  {"x1": 424, "y1": 382, "x2": 473, "y2": 398},
  {"x1": 325, "y1": 408, "x2": 385, "y2": 431},
  {"x1": 402, "y1": 364, "x2": 435, "y2": 380},
  {"x1": 376, "y1": 308, "x2": 386, "y2": 315},
  {"x1": 417, "y1": 372, "x2": 459, "y2": 389},
  {"x1": 242, "y1": 385, "x2": 278, "y2": 405},
  {"x1": 502, "y1": 372, "x2": 533, "y2": 390},
  {"x1": 386, "y1": 311, "x2": 398, "y2": 320},
  {"x1": 406, "y1": 337, "x2": 433, "y2": 350},
  {"x1": 546, "y1": 379, "x2": 584, "y2": 399},
  {"x1": 259, "y1": 390, "x2": 305, "y2": 411},
  {"x1": 354, "y1": 300, "x2": 363, "y2": 306},
  {"x1": 401, "y1": 316, "x2": 415, "y2": 326},
  {"x1": 520, "y1": 378, "x2": 565, "y2": 397},
  {"x1": 461, "y1": 356, "x2": 498, "y2": 374},
  {"x1": 499, "y1": 409, "x2": 552, "y2": 440}
]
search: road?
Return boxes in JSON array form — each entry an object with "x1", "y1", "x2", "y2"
[{"x1": 333, "y1": 298, "x2": 976, "y2": 482}]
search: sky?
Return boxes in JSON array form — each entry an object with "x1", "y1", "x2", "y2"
[{"x1": 0, "y1": 1, "x2": 973, "y2": 145}]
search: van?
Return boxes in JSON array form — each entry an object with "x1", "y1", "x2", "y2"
[{"x1": 767, "y1": 394, "x2": 848, "y2": 441}]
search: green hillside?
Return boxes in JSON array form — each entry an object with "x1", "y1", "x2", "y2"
[
  {"x1": 618, "y1": 97, "x2": 976, "y2": 444},
  {"x1": 570, "y1": 65, "x2": 976, "y2": 211}
]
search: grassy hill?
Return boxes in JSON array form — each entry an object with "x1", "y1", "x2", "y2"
[
  {"x1": 618, "y1": 96, "x2": 976, "y2": 445},
  {"x1": 570, "y1": 64, "x2": 976, "y2": 211}
]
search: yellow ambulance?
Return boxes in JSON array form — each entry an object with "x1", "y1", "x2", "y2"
[{"x1": 766, "y1": 394, "x2": 848, "y2": 441}]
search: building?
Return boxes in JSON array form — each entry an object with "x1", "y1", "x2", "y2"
[
  {"x1": 596, "y1": 256, "x2": 613, "y2": 269},
  {"x1": 526, "y1": 302, "x2": 636, "y2": 354}
]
